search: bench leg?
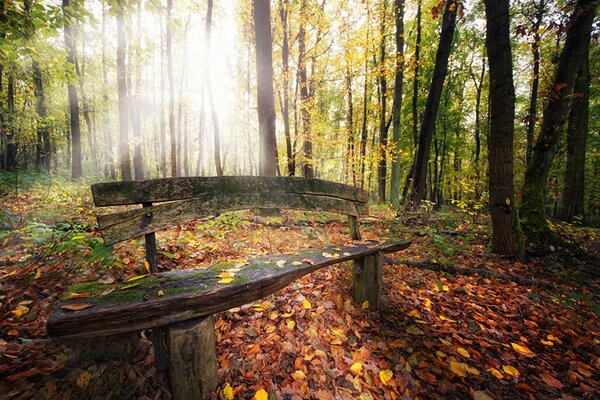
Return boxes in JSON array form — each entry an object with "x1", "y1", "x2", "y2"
[
  {"x1": 167, "y1": 315, "x2": 219, "y2": 400},
  {"x1": 352, "y1": 253, "x2": 383, "y2": 309}
]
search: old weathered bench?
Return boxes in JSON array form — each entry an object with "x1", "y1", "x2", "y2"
[{"x1": 47, "y1": 176, "x2": 411, "y2": 399}]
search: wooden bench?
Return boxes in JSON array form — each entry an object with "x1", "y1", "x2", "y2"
[{"x1": 47, "y1": 176, "x2": 411, "y2": 400}]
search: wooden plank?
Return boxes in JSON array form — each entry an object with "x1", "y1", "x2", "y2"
[
  {"x1": 97, "y1": 192, "x2": 369, "y2": 245},
  {"x1": 91, "y1": 176, "x2": 369, "y2": 206},
  {"x1": 47, "y1": 240, "x2": 411, "y2": 339},
  {"x1": 167, "y1": 316, "x2": 218, "y2": 400},
  {"x1": 352, "y1": 253, "x2": 383, "y2": 309}
]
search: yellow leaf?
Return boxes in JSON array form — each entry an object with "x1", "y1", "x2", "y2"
[
  {"x1": 322, "y1": 252, "x2": 333, "y2": 258},
  {"x1": 510, "y1": 342, "x2": 535, "y2": 357},
  {"x1": 408, "y1": 310, "x2": 421, "y2": 318},
  {"x1": 424, "y1": 299, "x2": 432, "y2": 310},
  {"x1": 76, "y1": 370, "x2": 91, "y2": 388},
  {"x1": 540, "y1": 339, "x2": 554, "y2": 346},
  {"x1": 406, "y1": 325, "x2": 424, "y2": 335},
  {"x1": 362, "y1": 300, "x2": 370, "y2": 309},
  {"x1": 269, "y1": 311, "x2": 279, "y2": 320},
  {"x1": 292, "y1": 370, "x2": 306, "y2": 380},
  {"x1": 331, "y1": 328, "x2": 344, "y2": 336},
  {"x1": 440, "y1": 339, "x2": 452, "y2": 346},
  {"x1": 120, "y1": 282, "x2": 140, "y2": 290},
  {"x1": 442, "y1": 285, "x2": 449, "y2": 291},
  {"x1": 449, "y1": 361, "x2": 469, "y2": 378},
  {"x1": 379, "y1": 369, "x2": 393, "y2": 386},
  {"x1": 505, "y1": 198, "x2": 511, "y2": 206},
  {"x1": 291, "y1": 261, "x2": 303, "y2": 266},
  {"x1": 350, "y1": 362, "x2": 363, "y2": 374},
  {"x1": 127, "y1": 274, "x2": 149, "y2": 282},
  {"x1": 34, "y1": 270, "x2": 42, "y2": 280},
  {"x1": 457, "y1": 347, "x2": 470, "y2": 358},
  {"x1": 220, "y1": 271, "x2": 235, "y2": 279},
  {"x1": 487, "y1": 368, "x2": 504, "y2": 379},
  {"x1": 223, "y1": 383, "x2": 234, "y2": 400},
  {"x1": 219, "y1": 277, "x2": 234, "y2": 284},
  {"x1": 439, "y1": 315, "x2": 456, "y2": 322},
  {"x1": 547, "y1": 334, "x2": 559, "y2": 342},
  {"x1": 254, "y1": 389, "x2": 268, "y2": 400},
  {"x1": 276, "y1": 260, "x2": 287, "y2": 268},
  {"x1": 144, "y1": 260, "x2": 150, "y2": 273},
  {"x1": 157, "y1": 290, "x2": 165, "y2": 297},
  {"x1": 286, "y1": 320, "x2": 295, "y2": 329},
  {"x1": 253, "y1": 304, "x2": 266, "y2": 312},
  {"x1": 502, "y1": 365, "x2": 520, "y2": 377},
  {"x1": 11, "y1": 305, "x2": 29, "y2": 318},
  {"x1": 302, "y1": 299, "x2": 312, "y2": 309}
]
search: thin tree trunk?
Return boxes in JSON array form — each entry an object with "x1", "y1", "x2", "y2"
[
  {"x1": 279, "y1": 0, "x2": 294, "y2": 176},
  {"x1": 77, "y1": 23, "x2": 96, "y2": 172},
  {"x1": 345, "y1": 66, "x2": 355, "y2": 185},
  {"x1": 177, "y1": 13, "x2": 191, "y2": 177},
  {"x1": 116, "y1": 0, "x2": 132, "y2": 181},
  {"x1": 131, "y1": 0, "x2": 144, "y2": 180},
  {"x1": 204, "y1": 0, "x2": 223, "y2": 176},
  {"x1": 521, "y1": 0, "x2": 596, "y2": 245},
  {"x1": 359, "y1": 7, "x2": 370, "y2": 188},
  {"x1": 411, "y1": 0, "x2": 421, "y2": 148},
  {"x1": 390, "y1": 0, "x2": 405, "y2": 205},
  {"x1": 63, "y1": 0, "x2": 82, "y2": 179},
  {"x1": 6, "y1": 73, "x2": 17, "y2": 171},
  {"x1": 298, "y1": 0, "x2": 313, "y2": 178},
  {"x1": 160, "y1": 12, "x2": 167, "y2": 178},
  {"x1": 377, "y1": 0, "x2": 388, "y2": 203},
  {"x1": 484, "y1": 0, "x2": 524, "y2": 256},
  {"x1": 102, "y1": 1, "x2": 115, "y2": 179},
  {"x1": 525, "y1": 0, "x2": 546, "y2": 166},
  {"x1": 409, "y1": 0, "x2": 457, "y2": 206},
  {"x1": 167, "y1": 0, "x2": 177, "y2": 177},
  {"x1": 471, "y1": 56, "x2": 485, "y2": 177},
  {"x1": 559, "y1": 53, "x2": 590, "y2": 222},
  {"x1": 254, "y1": 0, "x2": 278, "y2": 176}
]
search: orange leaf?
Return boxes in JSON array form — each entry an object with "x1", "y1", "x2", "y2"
[
  {"x1": 61, "y1": 303, "x2": 93, "y2": 311},
  {"x1": 510, "y1": 342, "x2": 535, "y2": 357},
  {"x1": 540, "y1": 373, "x2": 563, "y2": 389}
]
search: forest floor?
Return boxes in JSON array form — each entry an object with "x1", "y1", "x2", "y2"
[{"x1": 0, "y1": 174, "x2": 599, "y2": 400}]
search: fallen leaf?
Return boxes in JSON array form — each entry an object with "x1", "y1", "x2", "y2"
[
  {"x1": 144, "y1": 260, "x2": 151, "y2": 273},
  {"x1": 457, "y1": 347, "x2": 470, "y2": 358},
  {"x1": 120, "y1": 282, "x2": 140, "y2": 290},
  {"x1": 473, "y1": 390, "x2": 495, "y2": 400},
  {"x1": 406, "y1": 325, "x2": 424, "y2": 335},
  {"x1": 76, "y1": 370, "x2": 91, "y2": 388},
  {"x1": 511, "y1": 342, "x2": 535, "y2": 357},
  {"x1": 487, "y1": 368, "x2": 504, "y2": 379},
  {"x1": 502, "y1": 365, "x2": 520, "y2": 378},
  {"x1": 302, "y1": 299, "x2": 312, "y2": 309},
  {"x1": 379, "y1": 369, "x2": 393, "y2": 386},
  {"x1": 219, "y1": 277, "x2": 234, "y2": 284},
  {"x1": 127, "y1": 274, "x2": 149, "y2": 282},
  {"x1": 157, "y1": 290, "x2": 165, "y2": 297},
  {"x1": 223, "y1": 383, "x2": 234, "y2": 400},
  {"x1": 440, "y1": 315, "x2": 457, "y2": 322},
  {"x1": 68, "y1": 292, "x2": 93, "y2": 299},
  {"x1": 276, "y1": 260, "x2": 287, "y2": 268},
  {"x1": 291, "y1": 261, "x2": 303, "y2": 266},
  {"x1": 350, "y1": 362, "x2": 363, "y2": 374},
  {"x1": 540, "y1": 372, "x2": 563, "y2": 389},
  {"x1": 322, "y1": 252, "x2": 333, "y2": 258},
  {"x1": 292, "y1": 370, "x2": 306, "y2": 380},
  {"x1": 254, "y1": 389, "x2": 268, "y2": 400},
  {"x1": 11, "y1": 305, "x2": 29, "y2": 318},
  {"x1": 61, "y1": 303, "x2": 93, "y2": 311},
  {"x1": 449, "y1": 361, "x2": 469, "y2": 378},
  {"x1": 286, "y1": 320, "x2": 295, "y2": 329},
  {"x1": 362, "y1": 300, "x2": 369, "y2": 309}
]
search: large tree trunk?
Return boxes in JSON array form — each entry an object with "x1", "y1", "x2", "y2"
[
  {"x1": 63, "y1": 0, "x2": 82, "y2": 179},
  {"x1": 279, "y1": 0, "x2": 294, "y2": 176},
  {"x1": 390, "y1": 0, "x2": 405, "y2": 205},
  {"x1": 483, "y1": 0, "x2": 524, "y2": 257},
  {"x1": 116, "y1": 0, "x2": 132, "y2": 181},
  {"x1": 167, "y1": 0, "x2": 177, "y2": 177},
  {"x1": 298, "y1": 0, "x2": 313, "y2": 178},
  {"x1": 525, "y1": 0, "x2": 546, "y2": 166},
  {"x1": 520, "y1": 0, "x2": 596, "y2": 245},
  {"x1": 411, "y1": 0, "x2": 421, "y2": 148},
  {"x1": 253, "y1": 0, "x2": 278, "y2": 176},
  {"x1": 408, "y1": 0, "x2": 457, "y2": 206},
  {"x1": 559, "y1": 52, "x2": 590, "y2": 222}
]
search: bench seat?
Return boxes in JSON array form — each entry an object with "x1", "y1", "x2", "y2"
[{"x1": 48, "y1": 240, "x2": 411, "y2": 339}]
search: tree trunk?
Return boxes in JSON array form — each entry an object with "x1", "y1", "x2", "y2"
[
  {"x1": 6, "y1": 73, "x2": 17, "y2": 171},
  {"x1": 483, "y1": 0, "x2": 524, "y2": 257},
  {"x1": 116, "y1": 0, "x2": 132, "y2": 181},
  {"x1": 131, "y1": 1, "x2": 144, "y2": 180},
  {"x1": 279, "y1": 0, "x2": 294, "y2": 176},
  {"x1": 298, "y1": 0, "x2": 313, "y2": 178},
  {"x1": 525, "y1": 0, "x2": 546, "y2": 166},
  {"x1": 253, "y1": 0, "x2": 278, "y2": 177},
  {"x1": 471, "y1": 57, "x2": 485, "y2": 178},
  {"x1": 408, "y1": 0, "x2": 457, "y2": 206},
  {"x1": 345, "y1": 66, "x2": 355, "y2": 185},
  {"x1": 411, "y1": 0, "x2": 421, "y2": 148},
  {"x1": 377, "y1": 0, "x2": 388, "y2": 203},
  {"x1": 63, "y1": 0, "x2": 82, "y2": 179},
  {"x1": 520, "y1": 0, "x2": 596, "y2": 245},
  {"x1": 390, "y1": 0, "x2": 405, "y2": 205},
  {"x1": 167, "y1": 0, "x2": 177, "y2": 177},
  {"x1": 559, "y1": 51, "x2": 590, "y2": 222},
  {"x1": 359, "y1": 7, "x2": 370, "y2": 188},
  {"x1": 102, "y1": 2, "x2": 115, "y2": 179}
]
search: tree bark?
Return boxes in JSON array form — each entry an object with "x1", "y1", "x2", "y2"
[
  {"x1": 559, "y1": 52, "x2": 590, "y2": 222},
  {"x1": 253, "y1": 0, "x2": 278, "y2": 177},
  {"x1": 520, "y1": 0, "x2": 596, "y2": 245},
  {"x1": 408, "y1": 0, "x2": 457, "y2": 206},
  {"x1": 411, "y1": 0, "x2": 421, "y2": 148},
  {"x1": 377, "y1": 0, "x2": 388, "y2": 203},
  {"x1": 390, "y1": 0, "x2": 405, "y2": 205},
  {"x1": 116, "y1": 0, "x2": 132, "y2": 181},
  {"x1": 525, "y1": 0, "x2": 546, "y2": 167},
  {"x1": 204, "y1": 0, "x2": 222, "y2": 176},
  {"x1": 63, "y1": 0, "x2": 82, "y2": 179},
  {"x1": 279, "y1": 0, "x2": 294, "y2": 176},
  {"x1": 101, "y1": 3, "x2": 115, "y2": 179},
  {"x1": 483, "y1": 0, "x2": 524, "y2": 257},
  {"x1": 131, "y1": 1, "x2": 144, "y2": 180},
  {"x1": 298, "y1": 0, "x2": 313, "y2": 178}
]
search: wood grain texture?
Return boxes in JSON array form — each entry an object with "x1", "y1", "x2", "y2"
[
  {"x1": 167, "y1": 316, "x2": 218, "y2": 400},
  {"x1": 47, "y1": 240, "x2": 411, "y2": 339},
  {"x1": 352, "y1": 253, "x2": 383, "y2": 309},
  {"x1": 91, "y1": 176, "x2": 369, "y2": 206},
  {"x1": 97, "y1": 192, "x2": 369, "y2": 245}
]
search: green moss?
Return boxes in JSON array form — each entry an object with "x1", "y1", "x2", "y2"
[{"x1": 67, "y1": 281, "x2": 109, "y2": 295}]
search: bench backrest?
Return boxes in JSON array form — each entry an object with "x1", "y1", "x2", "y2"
[{"x1": 92, "y1": 176, "x2": 368, "y2": 247}]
